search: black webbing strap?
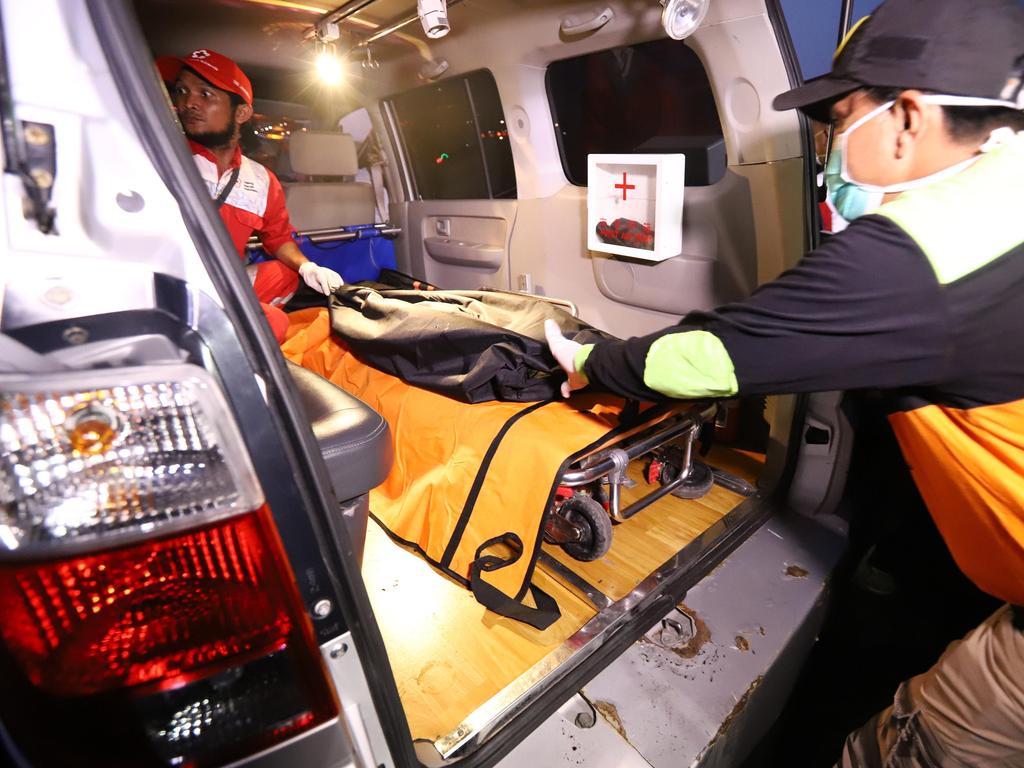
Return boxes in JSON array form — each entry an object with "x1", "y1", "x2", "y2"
[
  {"x1": 440, "y1": 400, "x2": 551, "y2": 568},
  {"x1": 470, "y1": 537, "x2": 561, "y2": 630},
  {"x1": 442, "y1": 400, "x2": 561, "y2": 629}
]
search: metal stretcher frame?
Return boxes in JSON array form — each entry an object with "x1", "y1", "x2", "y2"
[
  {"x1": 244, "y1": 222, "x2": 401, "y2": 250},
  {"x1": 422, "y1": 397, "x2": 771, "y2": 761},
  {"x1": 559, "y1": 401, "x2": 717, "y2": 522}
]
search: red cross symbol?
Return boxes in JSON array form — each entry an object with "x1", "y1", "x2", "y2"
[{"x1": 614, "y1": 172, "x2": 635, "y2": 201}]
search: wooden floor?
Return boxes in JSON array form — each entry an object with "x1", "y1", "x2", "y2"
[
  {"x1": 361, "y1": 447, "x2": 764, "y2": 743},
  {"x1": 361, "y1": 521, "x2": 597, "y2": 742},
  {"x1": 705, "y1": 445, "x2": 765, "y2": 485},
  {"x1": 540, "y1": 459, "x2": 747, "y2": 602}
]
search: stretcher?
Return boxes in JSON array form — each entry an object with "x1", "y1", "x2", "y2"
[
  {"x1": 541, "y1": 400, "x2": 716, "y2": 561},
  {"x1": 283, "y1": 302, "x2": 718, "y2": 627}
]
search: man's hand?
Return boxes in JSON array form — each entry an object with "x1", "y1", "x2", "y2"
[
  {"x1": 299, "y1": 261, "x2": 344, "y2": 295},
  {"x1": 544, "y1": 319, "x2": 588, "y2": 398}
]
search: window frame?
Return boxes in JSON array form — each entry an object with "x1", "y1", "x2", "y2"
[
  {"x1": 544, "y1": 38, "x2": 725, "y2": 188},
  {"x1": 382, "y1": 68, "x2": 517, "y2": 202}
]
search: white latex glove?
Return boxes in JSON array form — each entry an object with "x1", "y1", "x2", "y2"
[
  {"x1": 299, "y1": 261, "x2": 344, "y2": 295},
  {"x1": 544, "y1": 318, "x2": 588, "y2": 398}
]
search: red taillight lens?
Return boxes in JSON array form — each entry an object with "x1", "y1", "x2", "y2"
[
  {"x1": 3, "y1": 509, "x2": 292, "y2": 696},
  {"x1": 0, "y1": 366, "x2": 338, "y2": 766},
  {"x1": 0, "y1": 507, "x2": 338, "y2": 766}
]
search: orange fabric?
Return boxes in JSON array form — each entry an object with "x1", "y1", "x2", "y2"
[
  {"x1": 890, "y1": 399, "x2": 1024, "y2": 605},
  {"x1": 282, "y1": 308, "x2": 633, "y2": 600}
]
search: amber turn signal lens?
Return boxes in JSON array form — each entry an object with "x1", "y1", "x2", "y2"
[{"x1": 66, "y1": 408, "x2": 119, "y2": 454}]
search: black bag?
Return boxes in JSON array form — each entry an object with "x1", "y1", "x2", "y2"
[{"x1": 328, "y1": 286, "x2": 614, "y2": 403}]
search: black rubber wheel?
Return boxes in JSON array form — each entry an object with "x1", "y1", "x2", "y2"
[
  {"x1": 668, "y1": 460, "x2": 715, "y2": 500},
  {"x1": 560, "y1": 493, "x2": 613, "y2": 561}
]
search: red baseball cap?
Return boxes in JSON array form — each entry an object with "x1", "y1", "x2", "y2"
[{"x1": 156, "y1": 49, "x2": 253, "y2": 106}]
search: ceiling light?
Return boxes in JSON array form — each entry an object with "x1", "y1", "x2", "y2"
[
  {"x1": 316, "y1": 19, "x2": 341, "y2": 43},
  {"x1": 660, "y1": 0, "x2": 709, "y2": 40},
  {"x1": 417, "y1": 0, "x2": 450, "y2": 39},
  {"x1": 316, "y1": 45, "x2": 343, "y2": 85}
]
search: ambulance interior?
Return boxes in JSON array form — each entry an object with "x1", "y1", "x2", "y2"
[{"x1": 135, "y1": 0, "x2": 818, "y2": 760}]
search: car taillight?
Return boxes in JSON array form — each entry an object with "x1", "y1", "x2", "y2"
[{"x1": 0, "y1": 366, "x2": 337, "y2": 767}]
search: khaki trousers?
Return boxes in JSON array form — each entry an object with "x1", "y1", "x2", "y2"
[{"x1": 838, "y1": 604, "x2": 1024, "y2": 768}]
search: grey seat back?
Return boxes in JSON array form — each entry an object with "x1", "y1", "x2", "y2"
[{"x1": 285, "y1": 131, "x2": 376, "y2": 229}]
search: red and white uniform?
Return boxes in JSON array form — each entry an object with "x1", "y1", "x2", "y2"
[
  {"x1": 190, "y1": 140, "x2": 298, "y2": 340},
  {"x1": 190, "y1": 140, "x2": 293, "y2": 255}
]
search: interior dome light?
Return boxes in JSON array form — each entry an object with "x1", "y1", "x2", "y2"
[
  {"x1": 660, "y1": 0, "x2": 709, "y2": 40},
  {"x1": 417, "y1": 0, "x2": 450, "y2": 39},
  {"x1": 315, "y1": 46, "x2": 343, "y2": 86}
]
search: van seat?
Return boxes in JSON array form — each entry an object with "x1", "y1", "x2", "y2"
[
  {"x1": 287, "y1": 361, "x2": 391, "y2": 563},
  {"x1": 285, "y1": 131, "x2": 376, "y2": 229},
  {"x1": 287, "y1": 361, "x2": 392, "y2": 499}
]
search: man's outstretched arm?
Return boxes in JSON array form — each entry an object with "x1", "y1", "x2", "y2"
[{"x1": 549, "y1": 216, "x2": 949, "y2": 400}]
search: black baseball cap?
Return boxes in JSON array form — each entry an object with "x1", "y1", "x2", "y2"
[{"x1": 773, "y1": 0, "x2": 1024, "y2": 121}]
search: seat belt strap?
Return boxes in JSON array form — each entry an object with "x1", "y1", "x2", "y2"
[
  {"x1": 214, "y1": 166, "x2": 240, "y2": 209},
  {"x1": 370, "y1": 163, "x2": 387, "y2": 223}
]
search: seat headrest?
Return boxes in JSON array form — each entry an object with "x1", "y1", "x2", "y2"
[{"x1": 289, "y1": 131, "x2": 359, "y2": 176}]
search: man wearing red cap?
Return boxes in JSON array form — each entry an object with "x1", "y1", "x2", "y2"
[{"x1": 158, "y1": 49, "x2": 342, "y2": 341}]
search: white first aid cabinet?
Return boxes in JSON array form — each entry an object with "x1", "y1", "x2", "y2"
[{"x1": 587, "y1": 153, "x2": 685, "y2": 262}]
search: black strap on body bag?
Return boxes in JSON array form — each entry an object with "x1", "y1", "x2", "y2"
[{"x1": 470, "y1": 546, "x2": 560, "y2": 630}]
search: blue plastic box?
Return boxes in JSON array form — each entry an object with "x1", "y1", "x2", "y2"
[{"x1": 249, "y1": 224, "x2": 397, "y2": 283}]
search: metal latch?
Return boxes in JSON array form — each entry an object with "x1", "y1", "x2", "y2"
[{"x1": 17, "y1": 121, "x2": 57, "y2": 234}]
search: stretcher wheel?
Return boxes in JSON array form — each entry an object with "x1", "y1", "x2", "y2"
[
  {"x1": 560, "y1": 493, "x2": 612, "y2": 562},
  {"x1": 668, "y1": 460, "x2": 714, "y2": 500}
]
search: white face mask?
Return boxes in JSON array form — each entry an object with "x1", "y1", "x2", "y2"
[
  {"x1": 837, "y1": 94, "x2": 1022, "y2": 195},
  {"x1": 824, "y1": 147, "x2": 884, "y2": 221}
]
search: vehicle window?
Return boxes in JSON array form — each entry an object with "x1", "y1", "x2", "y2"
[
  {"x1": 546, "y1": 39, "x2": 723, "y2": 186},
  {"x1": 387, "y1": 69, "x2": 516, "y2": 200},
  {"x1": 778, "y1": 0, "x2": 883, "y2": 78},
  {"x1": 340, "y1": 106, "x2": 391, "y2": 216},
  {"x1": 244, "y1": 106, "x2": 311, "y2": 182},
  {"x1": 339, "y1": 107, "x2": 374, "y2": 185}
]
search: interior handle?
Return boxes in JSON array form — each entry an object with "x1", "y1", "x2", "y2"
[
  {"x1": 424, "y1": 236, "x2": 503, "y2": 269},
  {"x1": 560, "y1": 6, "x2": 614, "y2": 36}
]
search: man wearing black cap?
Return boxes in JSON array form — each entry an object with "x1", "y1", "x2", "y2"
[{"x1": 546, "y1": 0, "x2": 1024, "y2": 764}]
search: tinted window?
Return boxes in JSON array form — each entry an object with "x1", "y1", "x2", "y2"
[
  {"x1": 389, "y1": 70, "x2": 516, "y2": 200},
  {"x1": 243, "y1": 109, "x2": 311, "y2": 182},
  {"x1": 547, "y1": 39, "x2": 723, "y2": 186}
]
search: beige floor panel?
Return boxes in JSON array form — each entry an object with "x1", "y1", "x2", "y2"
[
  {"x1": 361, "y1": 520, "x2": 597, "y2": 742},
  {"x1": 362, "y1": 448, "x2": 764, "y2": 742},
  {"x1": 705, "y1": 445, "x2": 766, "y2": 484},
  {"x1": 541, "y1": 449, "x2": 764, "y2": 602}
]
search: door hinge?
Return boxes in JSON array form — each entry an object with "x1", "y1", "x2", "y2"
[{"x1": 16, "y1": 120, "x2": 57, "y2": 234}]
